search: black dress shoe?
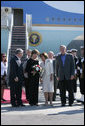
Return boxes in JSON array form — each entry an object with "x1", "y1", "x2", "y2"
[
  {"x1": 12, "y1": 105, "x2": 18, "y2": 107},
  {"x1": 19, "y1": 104, "x2": 25, "y2": 107},
  {"x1": 69, "y1": 104, "x2": 72, "y2": 106},
  {"x1": 61, "y1": 104, "x2": 65, "y2": 107},
  {"x1": 34, "y1": 103, "x2": 39, "y2": 106},
  {"x1": 30, "y1": 104, "x2": 34, "y2": 106}
]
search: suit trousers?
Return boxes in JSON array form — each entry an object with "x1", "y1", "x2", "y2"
[
  {"x1": 24, "y1": 78, "x2": 29, "y2": 101},
  {"x1": 59, "y1": 79, "x2": 74, "y2": 105},
  {"x1": 71, "y1": 79, "x2": 77, "y2": 93},
  {"x1": 10, "y1": 82, "x2": 22, "y2": 106},
  {"x1": 80, "y1": 78, "x2": 84, "y2": 95}
]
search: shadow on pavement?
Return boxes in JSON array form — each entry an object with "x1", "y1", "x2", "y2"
[
  {"x1": 47, "y1": 107, "x2": 84, "y2": 116},
  {"x1": 1, "y1": 101, "x2": 84, "y2": 114}
]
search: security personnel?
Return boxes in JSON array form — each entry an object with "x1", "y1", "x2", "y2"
[
  {"x1": 76, "y1": 46, "x2": 84, "y2": 102},
  {"x1": 71, "y1": 49, "x2": 78, "y2": 98},
  {"x1": 53, "y1": 56, "x2": 57, "y2": 101},
  {"x1": 67, "y1": 50, "x2": 71, "y2": 54}
]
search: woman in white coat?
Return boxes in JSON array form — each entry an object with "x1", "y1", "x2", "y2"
[{"x1": 40, "y1": 52, "x2": 54, "y2": 106}]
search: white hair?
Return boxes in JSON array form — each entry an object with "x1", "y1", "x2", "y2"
[
  {"x1": 26, "y1": 49, "x2": 32, "y2": 52},
  {"x1": 60, "y1": 45, "x2": 66, "y2": 49},
  {"x1": 15, "y1": 48, "x2": 23, "y2": 54},
  {"x1": 48, "y1": 51, "x2": 54, "y2": 55}
]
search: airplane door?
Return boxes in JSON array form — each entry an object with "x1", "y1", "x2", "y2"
[{"x1": 13, "y1": 9, "x2": 23, "y2": 26}]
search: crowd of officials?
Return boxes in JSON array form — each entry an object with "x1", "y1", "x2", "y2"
[{"x1": 1, "y1": 45, "x2": 84, "y2": 107}]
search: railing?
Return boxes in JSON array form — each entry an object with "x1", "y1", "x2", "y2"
[
  {"x1": 26, "y1": 14, "x2": 32, "y2": 51},
  {"x1": 6, "y1": 14, "x2": 13, "y2": 85},
  {"x1": 7, "y1": 14, "x2": 13, "y2": 63}
]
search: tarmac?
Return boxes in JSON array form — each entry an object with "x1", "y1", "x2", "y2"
[{"x1": 1, "y1": 85, "x2": 84, "y2": 125}]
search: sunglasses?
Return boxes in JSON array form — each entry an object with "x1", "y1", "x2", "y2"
[{"x1": 3, "y1": 56, "x2": 6, "y2": 57}]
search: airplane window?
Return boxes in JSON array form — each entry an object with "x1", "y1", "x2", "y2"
[
  {"x1": 63, "y1": 18, "x2": 66, "y2": 21},
  {"x1": 74, "y1": 18, "x2": 77, "y2": 22},
  {"x1": 68, "y1": 18, "x2": 71, "y2": 21},
  {"x1": 45, "y1": 17, "x2": 50, "y2": 22},
  {"x1": 79, "y1": 18, "x2": 82, "y2": 22},
  {"x1": 52, "y1": 17, "x2": 55, "y2": 21},
  {"x1": 57, "y1": 18, "x2": 60, "y2": 21}
]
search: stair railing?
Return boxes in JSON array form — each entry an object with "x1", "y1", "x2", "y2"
[
  {"x1": 7, "y1": 14, "x2": 13, "y2": 63},
  {"x1": 6, "y1": 14, "x2": 13, "y2": 85},
  {"x1": 26, "y1": 14, "x2": 32, "y2": 52}
]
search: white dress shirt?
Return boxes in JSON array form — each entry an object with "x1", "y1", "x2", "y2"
[
  {"x1": 1, "y1": 61, "x2": 8, "y2": 76},
  {"x1": 15, "y1": 55, "x2": 21, "y2": 67}
]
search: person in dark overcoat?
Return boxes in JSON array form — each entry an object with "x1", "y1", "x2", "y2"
[
  {"x1": 23, "y1": 49, "x2": 32, "y2": 101},
  {"x1": 9, "y1": 48, "x2": 25, "y2": 107},
  {"x1": 56, "y1": 45, "x2": 75, "y2": 106},
  {"x1": 76, "y1": 46, "x2": 84, "y2": 102},
  {"x1": 71, "y1": 49, "x2": 78, "y2": 98}
]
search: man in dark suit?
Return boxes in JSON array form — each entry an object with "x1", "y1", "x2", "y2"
[
  {"x1": 76, "y1": 46, "x2": 84, "y2": 102},
  {"x1": 71, "y1": 49, "x2": 78, "y2": 99},
  {"x1": 56, "y1": 45, "x2": 75, "y2": 106},
  {"x1": 23, "y1": 49, "x2": 32, "y2": 101},
  {"x1": 9, "y1": 48, "x2": 25, "y2": 107}
]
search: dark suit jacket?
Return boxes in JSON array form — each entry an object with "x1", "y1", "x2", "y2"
[
  {"x1": 9, "y1": 56, "x2": 24, "y2": 85},
  {"x1": 53, "y1": 59, "x2": 57, "y2": 76},
  {"x1": 56, "y1": 53, "x2": 75, "y2": 81}
]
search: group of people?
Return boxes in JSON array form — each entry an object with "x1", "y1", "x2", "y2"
[{"x1": 1, "y1": 45, "x2": 84, "y2": 107}]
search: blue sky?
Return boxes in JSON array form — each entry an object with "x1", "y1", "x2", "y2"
[{"x1": 43, "y1": 1, "x2": 84, "y2": 14}]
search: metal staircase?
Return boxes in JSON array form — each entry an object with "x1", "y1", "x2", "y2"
[
  {"x1": 9, "y1": 26, "x2": 26, "y2": 63},
  {"x1": 4, "y1": 14, "x2": 31, "y2": 86}
]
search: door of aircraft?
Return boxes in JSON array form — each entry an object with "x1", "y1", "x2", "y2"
[{"x1": 13, "y1": 9, "x2": 23, "y2": 26}]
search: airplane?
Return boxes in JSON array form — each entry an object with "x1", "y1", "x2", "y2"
[{"x1": 1, "y1": 1, "x2": 84, "y2": 56}]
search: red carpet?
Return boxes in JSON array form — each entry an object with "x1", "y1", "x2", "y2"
[{"x1": 1, "y1": 89, "x2": 29, "y2": 104}]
